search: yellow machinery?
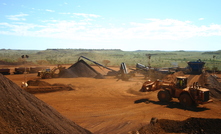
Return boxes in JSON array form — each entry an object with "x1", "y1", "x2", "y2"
[
  {"x1": 37, "y1": 65, "x2": 65, "y2": 79},
  {"x1": 140, "y1": 77, "x2": 211, "y2": 106}
]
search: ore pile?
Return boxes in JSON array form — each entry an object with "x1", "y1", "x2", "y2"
[
  {"x1": 196, "y1": 72, "x2": 221, "y2": 99},
  {"x1": 206, "y1": 74, "x2": 221, "y2": 99},
  {"x1": 138, "y1": 117, "x2": 221, "y2": 134},
  {"x1": 0, "y1": 74, "x2": 91, "y2": 134},
  {"x1": 60, "y1": 60, "x2": 104, "y2": 78}
]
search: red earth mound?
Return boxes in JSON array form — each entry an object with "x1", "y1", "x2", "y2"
[
  {"x1": 0, "y1": 74, "x2": 91, "y2": 134},
  {"x1": 196, "y1": 72, "x2": 221, "y2": 99},
  {"x1": 163, "y1": 71, "x2": 185, "y2": 82},
  {"x1": 207, "y1": 75, "x2": 221, "y2": 99},
  {"x1": 24, "y1": 80, "x2": 75, "y2": 94},
  {"x1": 60, "y1": 60, "x2": 104, "y2": 78},
  {"x1": 27, "y1": 79, "x2": 51, "y2": 86}
]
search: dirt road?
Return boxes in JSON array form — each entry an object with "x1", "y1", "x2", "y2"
[
  {"x1": 5, "y1": 70, "x2": 221, "y2": 134},
  {"x1": 186, "y1": 75, "x2": 199, "y2": 85}
]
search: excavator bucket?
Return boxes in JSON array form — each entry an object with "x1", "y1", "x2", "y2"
[{"x1": 140, "y1": 80, "x2": 155, "y2": 92}]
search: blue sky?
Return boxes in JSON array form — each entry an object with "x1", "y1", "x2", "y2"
[{"x1": 0, "y1": 0, "x2": 221, "y2": 51}]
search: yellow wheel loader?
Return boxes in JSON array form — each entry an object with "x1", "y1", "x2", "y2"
[{"x1": 140, "y1": 77, "x2": 211, "y2": 106}]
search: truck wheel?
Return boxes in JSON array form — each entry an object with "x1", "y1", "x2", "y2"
[
  {"x1": 43, "y1": 73, "x2": 51, "y2": 79},
  {"x1": 179, "y1": 94, "x2": 193, "y2": 107},
  {"x1": 157, "y1": 90, "x2": 171, "y2": 102}
]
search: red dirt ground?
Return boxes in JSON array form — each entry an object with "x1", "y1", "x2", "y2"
[
  {"x1": 3, "y1": 65, "x2": 221, "y2": 134},
  {"x1": 0, "y1": 73, "x2": 91, "y2": 134}
]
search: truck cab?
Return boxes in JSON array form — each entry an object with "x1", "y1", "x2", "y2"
[{"x1": 175, "y1": 77, "x2": 187, "y2": 89}]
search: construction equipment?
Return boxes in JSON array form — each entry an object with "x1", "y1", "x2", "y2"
[
  {"x1": 0, "y1": 68, "x2": 10, "y2": 75},
  {"x1": 140, "y1": 76, "x2": 211, "y2": 106},
  {"x1": 30, "y1": 66, "x2": 49, "y2": 73},
  {"x1": 118, "y1": 62, "x2": 135, "y2": 81},
  {"x1": 78, "y1": 56, "x2": 135, "y2": 80},
  {"x1": 136, "y1": 63, "x2": 149, "y2": 71},
  {"x1": 37, "y1": 65, "x2": 66, "y2": 79},
  {"x1": 188, "y1": 59, "x2": 205, "y2": 74},
  {"x1": 14, "y1": 67, "x2": 30, "y2": 74},
  {"x1": 78, "y1": 56, "x2": 117, "y2": 73}
]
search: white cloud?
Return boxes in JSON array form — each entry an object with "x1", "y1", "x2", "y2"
[
  {"x1": 59, "y1": 12, "x2": 71, "y2": 15},
  {"x1": 73, "y1": 13, "x2": 101, "y2": 18},
  {"x1": 1, "y1": 18, "x2": 221, "y2": 41},
  {"x1": 0, "y1": 22, "x2": 43, "y2": 36},
  {"x1": 199, "y1": 18, "x2": 204, "y2": 20},
  {"x1": 41, "y1": 20, "x2": 60, "y2": 23},
  {"x1": 128, "y1": 19, "x2": 211, "y2": 39},
  {"x1": 46, "y1": 9, "x2": 55, "y2": 12},
  {"x1": 6, "y1": 13, "x2": 28, "y2": 21},
  {"x1": 59, "y1": 12, "x2": 101, "y2": 18}
]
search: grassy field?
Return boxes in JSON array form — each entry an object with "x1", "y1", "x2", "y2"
[{"x1": 0, "y1": 49, "x2": 220, "y2": 71}]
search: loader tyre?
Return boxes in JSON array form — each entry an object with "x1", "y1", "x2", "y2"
[
  {"x1": 157, "y1": 90, "x2": 171, "y2": 102},
  {"x1": 179, "y1": 93, "x2": 193, "y2": 107},
  {"x1": 43, "y1": 73, "x2": 51, "y2": 79}
]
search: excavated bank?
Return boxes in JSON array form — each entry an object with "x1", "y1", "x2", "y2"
[{"x1": 206, "y1": 74, "x2": 221, "y2": 99}]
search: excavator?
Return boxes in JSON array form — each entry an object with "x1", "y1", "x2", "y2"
[{"x1": 140, "y1": 76, "x2": 211, "y2": 106}]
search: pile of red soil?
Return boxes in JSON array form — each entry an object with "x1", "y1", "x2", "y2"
[
  {"x1": 0, "y1": 74, "x2": 91, "y2": 134},
  {"x1": 25, "y1": 80, "x2": 75, "y2": 94},
  {"x1": 163, "y1": 71, "x2": 185, "y2": 82},
  {"x1": 60, "y1": 60, "x2": 104, "y2": 78},
  {"x1": 195, "y1": 72, "x2": 221, "y2": 99},
  {"x1": 151, "y1": 71, "x2": 167, "y2": 81},
  {"x1": 27, "y1": 80, "x2": 51, "y2": 86},
  {"x1": 206, "y1": 74, "x2": 221, "y2": 99},
  {"x1": 138, "y1": 117, "x2": 221, "y2": 134}
]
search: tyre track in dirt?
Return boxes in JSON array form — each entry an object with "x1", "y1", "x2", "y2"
[
  {"x1": 5, "y1": 68, "x2": 221, "y2": 134},
  {"x1": 186, "y1": 74, "x2": 201, "y2": 86},
  {"x1": 33, "y1": 76, "x2": 221, "y2": 134}
]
